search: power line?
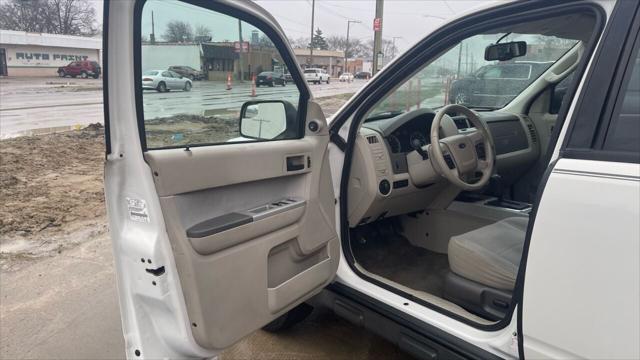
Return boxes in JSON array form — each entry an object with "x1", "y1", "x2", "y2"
[
  {"x1": 443, "y1": 0, "x2": 455, "y2": 14},
  {"x1": 276, "y1": 14, "x2": 311, "y2": 29},
  {"x1": 316, "y1": 1, "x2": 363, "y2": 22}
]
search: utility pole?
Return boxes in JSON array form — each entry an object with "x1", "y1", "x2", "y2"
[
  {"x1": 309, "y1": 0, "x2": 315, "y2": 68},
  {"x1": 391, "y1": 36, "x2": 401, "y2": 58},
  {"x1": 372, "y1": 0, "x2": 384, "y2": 75},
  {"x1": 345, "y1": 19, "x2": 361, "y2": 75},
  {"x1": 238, "y1": 20, "x2": 245, "y2": 82},
  {"x1": 150, "y1": 11, "x2": 156, "y2": 44},
  {"x1": 456, "y1": 42, "x2": 463, "y2": 79},
  {"x1": 465, "y1": 43, "x2": 469, "y2": 75}
]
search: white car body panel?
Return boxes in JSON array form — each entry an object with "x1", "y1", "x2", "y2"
[
  {"x1": 522, "y1": 159, "x2": 640, "y2": 359},
  {"x1": 304, "y1": 68, "x2": 329, "y2": 83},
  {"x1": 339, "y1": 73, "x2": 354, "y2": 82},
  {"x1": 142, "y1": 70, "x2": 191, "y2": 91},
  {"x1": 104, "y1": 0, "x2": 298, "y2": 358},
  {"x1": 104, "y1": 0, "x2": 638, "y2": 358}
]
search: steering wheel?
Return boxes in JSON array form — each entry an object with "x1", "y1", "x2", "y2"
[{"x1": 429, "y1": 104, "x2": 495, "y2": 191}]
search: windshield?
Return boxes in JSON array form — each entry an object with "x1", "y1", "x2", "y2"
[
  {"x1": 368, "y1": 33, "x2": 578, "y2": 118},
  {"x1": 143, "y1": 70, "x2": 159, "y2": 76},
  {"x1": 304, "y1": 70, "x2": 318, "y2": 74}
]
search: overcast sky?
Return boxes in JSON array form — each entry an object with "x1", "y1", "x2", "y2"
[
  {"x1": 255, "y1": 0, "x2": 494, "y2": 52},
  {"x1": 97, "y1": 0, "x2": 496, "y2": 53}
]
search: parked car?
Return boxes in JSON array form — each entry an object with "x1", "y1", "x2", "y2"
[
  {"x1": 168, "y1": 65, "x2": 204, "y2": 81},
  {"x1": 284, "y1": 72, "x2": 293, "y2": 82},
  {"x1": 256, "y1": 71, "x2": 286, "y2": 87},
  {"x1": 106, "y1": 1, "x2": 640, "y2": 359},
  {"x1": 57, "y1": 60, "x2": 101, "y2": 79},
  {"x1": 304, "y1": 68, "x2": 330, "y2": 84},
  {"x1": 339, "y1": 72, "x2": 354, "y2": 82},
  {"x1": 141, "y1": 70, "x2": 192, "y2": 92},
  {"x1": 354, "y1": 71, "x2": 371, "y2": 79},
  {"x1": 449, "y1": 61, "x2": 552, "y2": 107}
]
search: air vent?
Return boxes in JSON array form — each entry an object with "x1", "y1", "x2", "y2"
[
  {"x1": 452, "y1": 116, "x2": 470, "y2": 130},
  {"x1": 524, "y1": 121, "x2": 538, "y2": 144},
  {"x1": 367, "y1": 135, "x2": 379, "y2": 144}
]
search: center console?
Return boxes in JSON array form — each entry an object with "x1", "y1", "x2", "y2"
[{"x1": 451, "y1": 192, "x2": 531, "y2": 222}]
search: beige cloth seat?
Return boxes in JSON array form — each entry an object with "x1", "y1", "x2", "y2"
[{"x1": 448, "y1": 217, "x2": 527, "y2": 291}]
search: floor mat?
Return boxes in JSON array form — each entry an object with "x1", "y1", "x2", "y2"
[{"x1": 351, "y1": 233, "x2": 450, "y2": 298}]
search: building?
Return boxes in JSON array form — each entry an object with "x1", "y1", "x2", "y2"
[
  {"x1": 346, "y1": 58, "x2": 374, "y2": 75},
  {"x1": 0, "y1": 30, "x2": 101, "y2": 77},
  {"x1": 141, "y1": 41, "x2": 283, "y2": 81},
  {"x1": 142, "y1": 43, "x2": 202, "y2": 73},
  {"x1": 293, "y1": 49, "x2": 345, "y2": 77},
  {"x1": 346, "y1": 59, "x2": 363, "y2": 74}
]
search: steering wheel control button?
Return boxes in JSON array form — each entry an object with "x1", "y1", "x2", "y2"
[
  {"x1": 443, "y1": 154, "x2": 456, "y2": 169},
  {"x1": 378, "y1": 179, "x2": 391, "y2": 195},
  {"x1": 308, "y1": 121, "x2": 319, "y2": 132},
  {"x1": 475, "y1": 143, "x2": 486, "y2": 160},
  {"x1": 458, "y1": 143, "x2": 466, "y2": 149}
]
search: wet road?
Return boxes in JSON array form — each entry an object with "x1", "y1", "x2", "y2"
[{"x1": 0, "y1": 77, "x2": 365, "y2": 138}]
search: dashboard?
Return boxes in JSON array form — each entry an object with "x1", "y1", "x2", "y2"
[
  {"x1": 385, "y1": 114, "x2": 432, "y2": 154},
  {"x1": 347, "y1": 108, "x2": 540, "y2": 227}
]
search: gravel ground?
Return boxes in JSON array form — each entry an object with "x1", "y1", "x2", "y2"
[{"x1": 0, "y1": 93, "x2": 413, "y2": 359}]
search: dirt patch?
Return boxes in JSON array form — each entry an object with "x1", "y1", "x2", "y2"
[
  {"x1": 316, "y1": 93, "x2": 354, "y2": 117},
  {"x1": 145, "y1": 112, "x2": 240, "y2": 148},
  {"x1": 0, "y1": 94, "x2": 353, "y2": 270},
  {"x1": 0, "y1": 125, "x2": 106, "y2": 270}
]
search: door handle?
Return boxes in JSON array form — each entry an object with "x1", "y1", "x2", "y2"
[{"x1": 286, "y1": 155, "x2": 305, "y2": 172}]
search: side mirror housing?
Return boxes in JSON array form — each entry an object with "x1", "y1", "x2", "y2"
[
  {"x1": 485, "y1": 41, "x2": 527, "y2": 61},
  {"x1": 239, "y1": 100, "x2": 288, "y2": 140}
]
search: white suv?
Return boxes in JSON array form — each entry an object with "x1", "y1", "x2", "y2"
[
  {"x1": 303, "y1": 68, "x2": 330, "y2": 84},
  {"x1": 104, "y1": 1, "x2": 639, "y2": 359}
]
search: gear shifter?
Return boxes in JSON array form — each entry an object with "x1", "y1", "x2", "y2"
[
  {"x1": 486, "y1": 174, "x2": 530, "y2": 210},
  {"x1": 488, "y1": 174, "x2": 505, "y2": 202}
]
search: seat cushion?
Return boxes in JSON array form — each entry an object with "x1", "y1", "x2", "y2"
[{"x1": 448, "y1": 217, "x2": 528, "y2": 290}]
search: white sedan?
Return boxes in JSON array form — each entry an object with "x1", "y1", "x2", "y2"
[
  {"x1": 142, "y1": 70, "x2": 192, "y2": 92},
  {"x1": 339, "y1": 72, "x2": 354, "y2": 82}
]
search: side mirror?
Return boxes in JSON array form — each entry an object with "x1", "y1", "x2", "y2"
[
  {"x1": 484, "y1": 41, "x2": 527, "y2": 61},
  {"x1": 239, "y1": 100, "x2": 288, "y2": 140}
]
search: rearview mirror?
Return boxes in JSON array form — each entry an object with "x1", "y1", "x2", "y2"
[
  {"x1": 239, "y1": 101, "x2": 288, "y2": 140},
  {"x1": 484, "y1": 41, "x2": 527, "y2": 61}
]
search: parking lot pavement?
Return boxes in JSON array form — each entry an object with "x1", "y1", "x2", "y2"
[
  {"x1": 0, "y1": 77, "x2": 365, "y2": 138},
  {"x1": 0, "y1": 230, "x2": 410, "y2": 360}
]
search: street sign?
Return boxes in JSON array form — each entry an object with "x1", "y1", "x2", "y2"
[
  {"x1": 373, "y1": 18, "x2": 382, "y2": 32},
  {"x1": 376, "y1": 51, "x2": 384, "y2": 70}
]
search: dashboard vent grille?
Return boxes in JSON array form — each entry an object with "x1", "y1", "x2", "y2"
[
  {"x1": 367, "y1": 136, "x2": 379, "y2": 144},
  {"x1": 452, "y1": 116, "x2": 470, "y2": 130}
]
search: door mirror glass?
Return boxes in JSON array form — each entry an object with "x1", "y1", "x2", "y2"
[
  {"x1": 239, "y1": 101, "x2": 288, "y2": 140},
  {"x1": 484, "y1": 41, "x2": 527, "y2": 61}
]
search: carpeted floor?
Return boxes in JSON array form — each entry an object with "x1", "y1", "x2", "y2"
[{"x1": 351, "y1": 232, "x2": 450, "y2": 298}]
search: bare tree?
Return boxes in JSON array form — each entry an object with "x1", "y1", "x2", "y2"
[
  {"x1": 0, "y1": 0, "x2": 97, "y2": 36},
  {"x1": 194, "y1": 24, "x2": 212, "y2": 38},
  {"x1": 326, "y1": 35, "x2": 369, "y2": 58},
  {"x1": 163, "y1": 21, "x2": 193, "y2": 42},
  {"x1": 256, "y1": 34, "x2": 275, "y2": 48},
  {"x1": 288, "y1": 36, "x2": 310, "y2": 49},
  {"x1": 47, "y1": 0, "x2": 97, "y2": 35},
  {"x1": 365, "y1": 38, "x2": 398, "y2": 61}
]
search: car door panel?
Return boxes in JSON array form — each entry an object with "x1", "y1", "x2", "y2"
[
  {"x1": 144, "y1": 126, "x2": 338, "y2": 349},
  {"x1": 105, "y1": 0, "x2": 339, "y2": 356}
]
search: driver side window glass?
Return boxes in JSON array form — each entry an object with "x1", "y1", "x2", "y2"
[{"x1": 139, "y1": 0, "x2": 301, "y2": 150}]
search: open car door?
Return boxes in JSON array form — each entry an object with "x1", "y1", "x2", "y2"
[{"x1": 103, "y1": 1, "x2": 339, "y2": 358}]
